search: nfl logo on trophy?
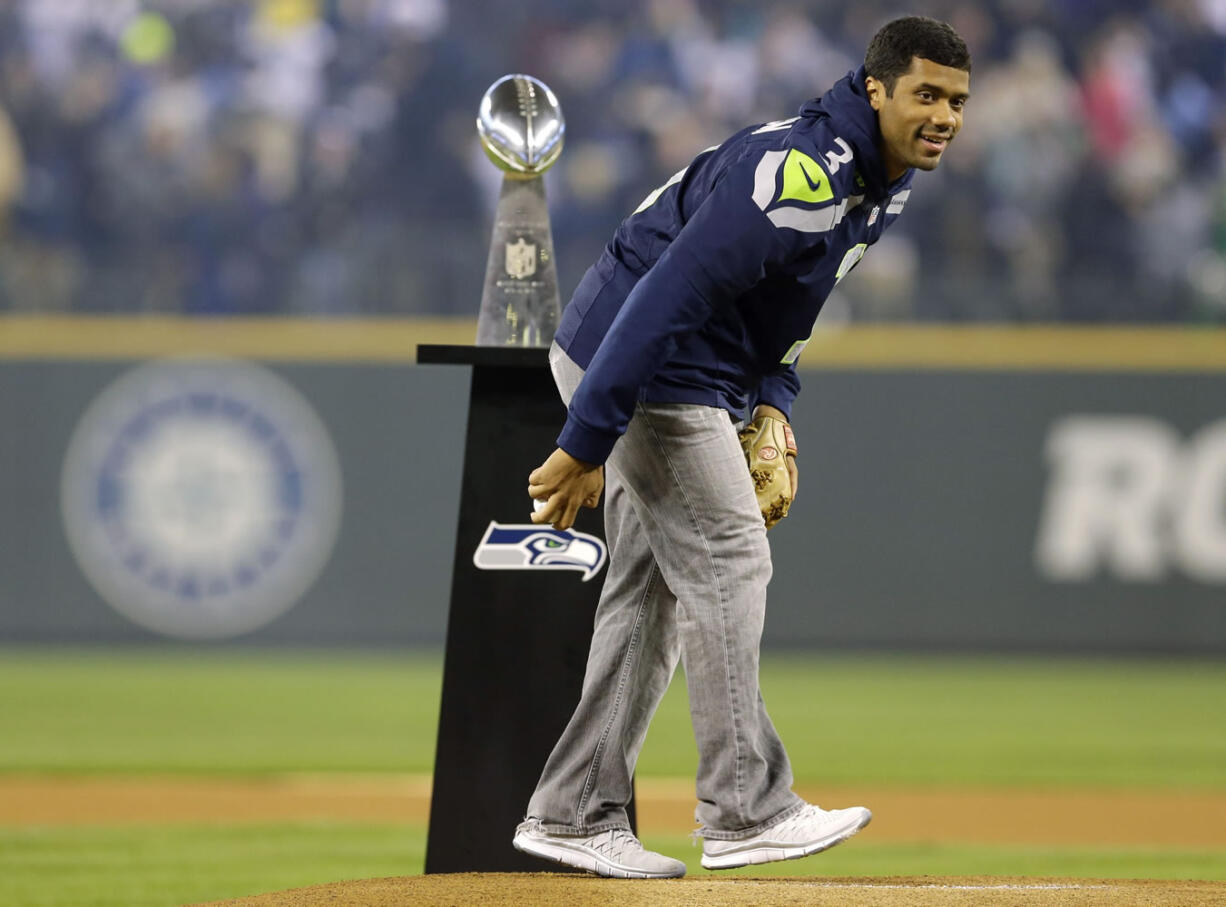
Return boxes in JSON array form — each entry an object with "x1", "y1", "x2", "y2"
[
  {"x1": 476, "y1": 74, "x2": 565, "y2": 347},
  {"x1": 504, "y1": 237, "x2": 537, "y2": 281}
]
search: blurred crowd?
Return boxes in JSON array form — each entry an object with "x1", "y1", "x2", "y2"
[{"x1": 0, "y1": 0, "x2": 1223, "y2": 321}]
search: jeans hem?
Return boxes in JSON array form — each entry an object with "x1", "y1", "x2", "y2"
[
  {"x1": 697, "y1": 796, "x2": 806, "y2": 841},
  {"x1": 533, "y1": 819, "x2": 634, "y2": 837}
]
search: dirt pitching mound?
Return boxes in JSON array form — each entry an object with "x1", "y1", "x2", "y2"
[{"x1": 194, "y1": 873, "x2": 1226, "y2": 906}]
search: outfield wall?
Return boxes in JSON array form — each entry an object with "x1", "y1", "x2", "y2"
[{"x1": 2, "y1": 318, "x2": 1224, "y2": 652}]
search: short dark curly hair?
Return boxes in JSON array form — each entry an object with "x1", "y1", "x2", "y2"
[{"x1": 864, "y1": 16, "x2": 971, "y2": 94}]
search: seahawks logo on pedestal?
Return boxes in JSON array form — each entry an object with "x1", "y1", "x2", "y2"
[
  {"x1": 473, "y1": 522, "x2": 606, "y2": 582},
  {"x1": 60, "y1": 358, "x2": 343, "y2": 640}
]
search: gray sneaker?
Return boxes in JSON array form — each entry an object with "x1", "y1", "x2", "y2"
[
  {"x1": 701, "y1": 803, "x2": 871, "y2": 870},
  {"x1": 513, "y1": 818, "x2": 687, "y2": 879}
]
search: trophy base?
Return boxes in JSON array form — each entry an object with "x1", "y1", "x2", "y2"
[{"x1": 477, "y1": 176, "x2": 561, "y2": 348}]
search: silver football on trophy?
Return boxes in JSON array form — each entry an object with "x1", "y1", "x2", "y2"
[{"x1": 477, "y1": 74, "x2": 565, "y2": 177}]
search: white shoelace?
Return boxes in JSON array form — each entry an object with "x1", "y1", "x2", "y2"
[
  {"x1": 770, "y1": 804, "x2": 829, "y2": 836},
  {"x1": 589, "y1": 828, "x2": 644, "y2": 860},
  {"x1": 696, "y1": 804, "x2": 838, "y2": 846}
]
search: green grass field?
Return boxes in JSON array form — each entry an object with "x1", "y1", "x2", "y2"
[{"x1": 2, "y1": 648, "x2": 1225, "y2": 906}]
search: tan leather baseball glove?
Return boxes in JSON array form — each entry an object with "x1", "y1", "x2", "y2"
[{"x1": 738, "y1": 415, "x2": 797, "y2": 529}]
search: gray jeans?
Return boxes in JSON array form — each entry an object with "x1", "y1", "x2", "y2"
[{"x1": 526, "y1": 344, "x2": 803, "y2": 840}]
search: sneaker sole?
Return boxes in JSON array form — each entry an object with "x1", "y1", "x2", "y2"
[
  {"x1": 513, "y1": 831, "x2": 687, "y2": 879},
  {"x1": 700, "y1": 808, "x2": 872, "y2": 870}
]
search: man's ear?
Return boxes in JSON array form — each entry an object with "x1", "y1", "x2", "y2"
[{"x1": 864, "y1": 75, "x2": 885, "y2": 111}]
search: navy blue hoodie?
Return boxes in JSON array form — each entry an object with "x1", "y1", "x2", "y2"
[{"x1": 554, "y1": 67, "x2": 915, "y2": 464}]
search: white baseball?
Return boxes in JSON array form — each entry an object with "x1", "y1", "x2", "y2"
[{"x1": 533, "y1": 498, "x2": 546, "y2": 514}]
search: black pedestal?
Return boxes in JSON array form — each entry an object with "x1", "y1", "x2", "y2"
[{"x1": 417, "y1": 344, "x2": 633, "y2": 873}]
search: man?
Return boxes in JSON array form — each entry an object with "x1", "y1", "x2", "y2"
[{"x1": 515, "y1": 16, "x2": 971, "y2": 878}]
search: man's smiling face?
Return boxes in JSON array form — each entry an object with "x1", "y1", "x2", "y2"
[{"x1": 866, "y1": 56, "x2": 970, "y2": 182}]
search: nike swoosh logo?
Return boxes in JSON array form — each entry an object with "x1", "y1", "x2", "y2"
[{"x1": 797, "y1": 157, "x2": 825, "y2": 191}]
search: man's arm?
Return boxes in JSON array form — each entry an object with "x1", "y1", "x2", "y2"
[
  {"x1": 557, "y1": 154, "x2": 796, "y2": 465},
  {"x1": 753, "y1": 366, "x2": 801, "y2": 420}
]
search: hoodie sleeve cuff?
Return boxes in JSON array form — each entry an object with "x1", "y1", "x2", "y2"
[
  {"x1": 753, "y1": 370, "x2": 801, "y2": 418},
  {"x1": 557, "y1": 416, "x2": 622, "y2": 466}
]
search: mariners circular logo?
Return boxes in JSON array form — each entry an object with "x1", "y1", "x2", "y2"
[{"x1": 60, "y1": 358, "x2": 343, "y2": 640}]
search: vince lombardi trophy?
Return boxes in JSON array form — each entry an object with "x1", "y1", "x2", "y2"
[{"x1": 475, "y1": 74, "x2": 564, "y2": 347}]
